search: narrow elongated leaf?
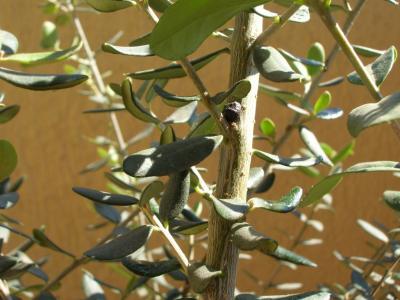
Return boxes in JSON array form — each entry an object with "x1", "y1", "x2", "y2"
[
  {"x1": 274, "y1": 97, "x2": 310, "y2": 116},
  {"x1": 347, "y1": 92, "x2": 400, "y2": 137},
  {"x1": 148, "y1": 0, "x2": 171, "y2": 12},
  {"x1": 357, "y1": 219, "x2": 389, "y2": 243},
  {"x1": 347, "y1": 46, "x2": 397, "y2": 86},
  {"x1": 316, "y1": 108, "x2": 343, "y2": 120},
  {"x1": 159, "y1": 170, "x2": 191, "y2": 223},
  {"x1": 0, "y1": 67, "x2": 88, "y2": 90},
  {"x1": 259, "y1": 83, "x2": 302, "y2": 101},
  {"x1": 122, "y1": 258, "x2": 180, "y2": 277},
  {"x1": 352, "y1": 45, "x2": 385, "y2": 58},
  {"x1": 251, "y1": 172, "x2": 276, "y2": 194},
  {"x1": 0, "y1": 30, "x2": 18, "y2": 54},
  {"x1": 170, "y1": 219, "x2": 208, "y2": 235},
  {"x1": 149, "y1": 0, "x2": 271, "y2": 60},
  {"x1": 270, "y1": 246, "x2": 317, "y2": 267},
  {"x1": 301, "y1": 161, "x2": 400, "y2": 207},
  {"x1": 41, "y1": 21, "x2": 58, "y2": 49},
  {"x1": 164, "y1": 101, "x2": 197, "y2": 124},
  {"x1": 187, "y1": 263, "x2": 222, "y2": 293},
  {"x1": 212, "y1": 79, "x2": 252, "y2": 104},
  {"x1": 318, "y1": 76, "x2": 344, "y2": 87},
  {"x1": 121, "y1": 78, "x2": 160, "y2": 124},
  {"x1": 154, "y1": 85, "x2": 200, "y2": 107},
  {"x1": 187, "y1": 114, "x2": 219, "y2": 138},
  {"x1": 1, "y1": 40, "x2": 82, "y2": 66},
  {"x1": 0, "y1": 105, "x2": 20, "y2": 124},
  {"x1": 94, "y1": 203, "x2": 121, "y2": 224},
  {"x1": 249, "y1": 187, "x2": 302, "y2": 213},
  {"x1": 383, "y1": 190, "x2": 400, "y2": 212},
  {"x1": 0, "y1": 140, "x2": 17, "y2": 181},
  {"x1": 211, "y1": 197, "x2": 248, "y2": 221},
  {"x1": 259, "y1": 118, "x2": 276, "y2": 137},
  {"x1": 86, "y1": 0, "x2": 134, "y2": 12},
  {"x1": 82, "y1": 271, "x2": 105, "y2": 300},
  {"x1": 129, "y1": 48, "x2": 229, "y2": 80},
  {"x1": 331, "y1": 140, "x2": 355, "y2": 165},
  {"x1": 299, "y1": 126, "x2": 333, "y2": 166},
  {"x1": 73, "y1": 187, "x2": 138, "y2": 206},
  {"x1": 139, "y1": 181, "x2": 164, "y2": 207},
  {"x1": 85, "y1": 225, "x2": 153, "y2": 261},
  {"x1": 231, "y1": 222, "x2": 278, "y2": 255},
  {"x1": 253, "y1": 149, "x2": 320, "y2": 167},
  {"x1": 307, "y1": 42, "x2": 325, "y2": 76},
  {"x1": 253, "y1": 46, "x2": 303, "y2": 82},
  {"x1": 0, "y1": 193, "x2": 19, "y2": 209},
  {"x1": 33, "y1": 228, "x2": 74, "y2": 258},
  {"x1": 253, "y1": 5, "x2": 310, "y2": 23},
  {"x1": 235, "y1": 291, "x2": 330, "y2": 300},
  {"x1": 313, "y1": 91, "x2": 331, "y2": 114},
  {"x1": 102, "y1": 43, "x2": 153, "y2": 56},
  {"x1": 123, "y1": 135, "x2": 223, "y2": 177}
]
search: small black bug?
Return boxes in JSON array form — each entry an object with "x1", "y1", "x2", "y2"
[{"x1": 222, "y1": 101, "x2": 242, "y2": 123}]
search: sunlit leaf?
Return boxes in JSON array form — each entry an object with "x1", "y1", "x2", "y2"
[
  {"x1": 102, "y1": 43, "x2": 153, "y2": 56},
  {"x1": 187, "y1": 262, "x2": 222, "y2": 293},
  {"x1": 211, "y1": 196, "x2": 248, "y2": 221},
  {"x1": 86, "y1": 0, "x2": 135, "y2": 12},
  {"x1": 82, "y1": 270, "x2": 105, "y2": 300},
  {"x1": 0, "y1": 30, "x2": 18, "y2": 54},
  {"x1": 41, "y1": 21, "x2": 58, "y2": 49},
  {"x1": 253, "y1": 149, "x2": 320, "y2": 167},
  {"x1": 299, "y1": 126, "x2": 333, "y2": 166},
  {"x1": 154, "y1": 84, "x2": 200, "y2": 107},
  {"x1": 270, "y1": 246, "x2": 317, "y2": 267},
  {"x1": 123, "y1": 135, "x2": 223, "y2": 177},
  {"x1": 122, "y1": 257, "x2": 180, "y2": 277},
  {"x1": 307, "y1": 42, "x2": 325, "y2": 76},
  {"x1": 0, "y1": 105, "x2": 20, "y2": 124},
  {"x1": 149, "y1": 0, "x2": 271, "y2": 60},
  {"x1": 357, "y1": 219, "x2": 389, "y2": 243},
  {"x1": 85, "y1": 225, "x2": 153, "y2": 261},
  {"x1": 383, "y1": 190, "x2": 400, "y2": 212},
  {"x1": 249, "y1": 186, "x2": 302, "y2": 213},
  {"x1": 0, "y1": 140, "x2": 17, "y2": 182},
  {"x1": 352, "y1": 45, "x2": 385, "y2": 58},
  {"x1": 73, "y1": 187, "x2": 138, "y2": 206}
]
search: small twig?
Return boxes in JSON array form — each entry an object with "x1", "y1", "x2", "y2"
[
  {"x1": 67, "y1": 1, "x2": 127, "y2": 151},
  {"x1": 371, "y1": 254, "x2": 400, "y2": 297},
  {"x1": 251, "y1": 4, "x2": 301, "y2": 48}
]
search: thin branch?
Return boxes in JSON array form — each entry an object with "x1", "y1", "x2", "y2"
[
  {"x1": 251, "y1": 4, "x2": 301, "y2": 48},
  {"x1": 371, "y1": 255, "x2": 400, "y2": 297},
  {"x1": 67, "y1": 2, "x2": 127, "y2": 151}
]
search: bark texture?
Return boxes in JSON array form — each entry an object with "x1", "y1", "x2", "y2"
[{"x1": 204, "y1": 12, "x2": 263, "y2": 300}]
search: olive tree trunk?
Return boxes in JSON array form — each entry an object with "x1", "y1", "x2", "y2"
[{"x1": 205, "y1": 12, "x2": 263, "y2": 300}]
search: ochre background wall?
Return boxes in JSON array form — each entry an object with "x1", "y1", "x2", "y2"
[{"x1": 1, "y1": 1, "x2": 399, "y2": 299}]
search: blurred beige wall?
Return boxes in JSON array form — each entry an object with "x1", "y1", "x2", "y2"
[{"x1": 1, "y1": 1, "x2": 399, "y2": 299}]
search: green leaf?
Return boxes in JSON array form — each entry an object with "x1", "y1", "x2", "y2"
[
  {"x1": 149, "y1": 0, "x2": 271, "y2": 60},
  {"x1": 85, "y1": 225, "x2": 153, "y2": 261},
  {"x1": 139, "y1": 181, "x2": 164, "y2": 208},
  {"x1": 33, "y1": 228, "x2": 74, "y2": 258},
  {"x1": 307, "y1": 42, "x2": 325, "y2": 76},
  {"x1": 249, "y1": 186, "x2": 302, "y2": 213},
  {"x1": 347, "y1": 92, "x2": 400, "y2": 137},
  {"x1": 253, "y1": 5, "x2": 310, "y2": 23},
  {"x1": 253, "y1": 149, "x2": 320, "y2": 167},
  {"x1": 347, "y1": 46, "x2": 397, "y2": 86},
  {"x1": 163, "y1": 101, "x2": 197, "y2": 124},
  {"x1": 123, "y1": 135, "x2": 223, "y2": 177},
  {"x1": 93, "y1": 203, "x2": 121, "y2": 224},
  {"x1": 270, "y1": 246, "x2": 317, "y2": 267},
  {"x1": 2, "y1": 40, "x2": 82, "y2": 66},
  {"x1": 313, "y1": 91, "x2": 331, "y2": 114},
  {"x1": 383, "y1": 190, "x2": 400, "y2": 212},
  {"x1": 0, "y1": 140, "x2": 17, "y2": 181},
  {"x1": 86, "y1": 0, "x2": 135, "y2": 12},
  {"x1": 0, "y1": 67, "x2": 88, "y2": 91},
  {"x1": 170, "y1": 219, "x2": 208, "y2": 235},
  {"x1": 0, "y1": 105, "x2": 19, "y2": 124},
  {"x1": 0, "y1": 193, "x2": 19, "y2": 209},
  {"x1": 357, "y1": 219, "x2": 389, "y2": 243},
  {"x1": 102, "y1": 43, "x2": 153, "y2": 56},
  {"x1": 128, "y1": 48, "x2": 229, "y2": 80},
  {"x1": 159, "y1": 170, "x2": 191, "y2": 223},
  {"x1": 0, "y1": 30, "x2": 18, "y2": 54},
  {"x1": 235, "y1": 291, "x2": 330, "y2": 300},
  {"x1": 211, "y1": 197, "x2": 248, "y2": 221},
  {"x1": 148, "y1": 0, "x2": 171, "y2": 12},
  {"x1": 122, "y1": 258, "x2": 180, "y2": 277},
  {"x1": 301, "y1": 161, "x2": 400, "y2": 207},
  {"x1": 160, "y1": 125, "x2": 176, "y2": 145},
  {"x1": 318, "y1": 76, "x2": 344, "y2": 87},
  {"x1": 352, "y1": 45, "x2": 385, "y2": 58},
  {"x1": 129, "y1": 32, "x2": 151, "y2": 46},
  {"x1": 331, "y1": 140, "x2": 355, "y2": 165},
  {"x1": 259, "y1": 83, "x2": 302, "y2": 101},
  {"x1": 187, "y1": 114, "x2": 219, "y2": 138},
  {"x1": 299, "y1": 126, "x2": 333, "y2": 166},
  {"x1": 231, "y1": 222, "x2": 278, "y2": 255},
  {"x1": 82, "y1": 271, "x2": 105, "y2": 300},
  {"x1": 315, "y1": 108, "x2": 343, "y2": 120},
  {"x1": 248, "y1": 169, "x2": 276, "y2": 194},
  {"x1": 72, "y1": 187, "x2": 139, "y2": 206},
  {"x1": 154, "y1": 84, "x2": 200, "y2": 107},
  {"x1": 212, "y1": 79, "x2": 252, "y2": 104},
  {"x1": 259, "y1": 118, "x2": 276, "y2": 137},
  {"x1": 253, "y1": 46, "x2": 303, "y2": 82},
  {"x1": 40, "y1": 21, "x2": 58, "y2": 49},
  {"x1": 121, "y1": 78, "x2": 160, "y2": 124},
  {"x1": 187, "y1": 262, "x2": 222, "y2": 293}
]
